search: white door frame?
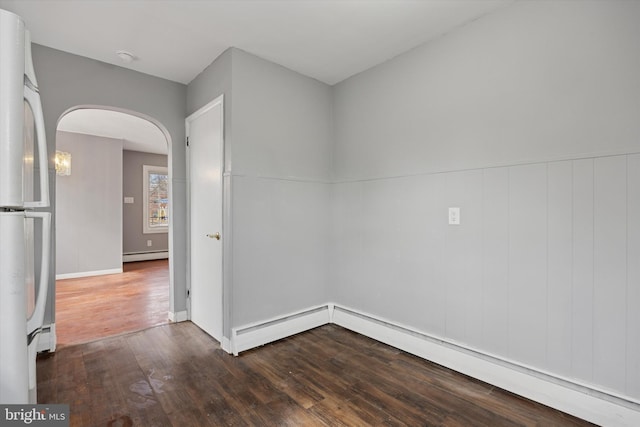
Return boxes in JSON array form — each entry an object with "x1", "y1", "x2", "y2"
[{"x1": 185, "y1": 94, "x2": 230, "y2": 351}]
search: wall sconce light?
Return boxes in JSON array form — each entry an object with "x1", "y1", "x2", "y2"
[{"x1": 55, "y1": 150, "x2": 71, "y2": 176}]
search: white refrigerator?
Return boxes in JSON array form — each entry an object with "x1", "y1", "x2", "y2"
[{"x1": 0, "y1": 9, "x2": 51, "y2": 404}]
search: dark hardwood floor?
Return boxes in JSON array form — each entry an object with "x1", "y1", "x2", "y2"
[
  {"x1": 37, "y1": 322, "x2": 594, "y2": 426},
  {"x1": 55, "y1": 260, "x2": 170, "y2": 347}
]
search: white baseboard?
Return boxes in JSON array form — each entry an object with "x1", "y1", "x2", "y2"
[
  {"x1": 123, "y1": 251, "x2": 169, "y2": 262},
  {"x1": 36, "y1": 323, "x2": 56, "y2": 353},
  {"x1": 332, "y1": 304, "x2": 640, "y2": 427},
  {"x1": 229, "y1": 302, "x2": 639, "y2": 426},
  {"x1": 221, "y1": 336, "x2": 232, "y2": 354},
  {"x1": 231, "y1": 304, "x2": 331, "y2": 356},
  {"x1": 169, "y1": 310, "x2": 188, "y2": 322},
  {"x1": 56, "y1": 268, "x2": 122, "y2": 280}
]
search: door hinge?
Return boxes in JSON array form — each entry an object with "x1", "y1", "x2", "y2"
[
  {"x1": 186, "y1": 137, "x2": 189, "y2": 147},
  {"x1": 187, "y1": 289, "x2": 190, "y2": 298}
]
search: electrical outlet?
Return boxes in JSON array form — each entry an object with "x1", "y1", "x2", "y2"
[
  {"x1": 448, "y1": 207, "x2": 460, "y2": 225},
  {"x1": 147, "y1": 240, "x2": 152, "y2": 247},
  {"x1": 124, "y1": 197, "x2": 134, "y2": 204}
]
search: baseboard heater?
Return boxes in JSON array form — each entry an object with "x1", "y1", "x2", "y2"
[
  {"x1": 123, "y1": 250, "x2": 169, "y2": 262},
  {"x1": 231, "y1": 304, "x2": 331, "y2": 355},
  {"x1": 230, "y1": 303, "x2": 640, "y2": 427}
]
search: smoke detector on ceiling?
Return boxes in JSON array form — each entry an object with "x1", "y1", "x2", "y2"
[{"x1": 116, "y1": 50, "x2": 136, "y2": 63}]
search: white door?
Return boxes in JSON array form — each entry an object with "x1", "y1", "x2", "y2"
[{"x1": 186, "y1": 96, "x2": 223, "y2": 341}]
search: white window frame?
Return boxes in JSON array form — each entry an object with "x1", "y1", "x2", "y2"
[{"x1": 143, "y1": 165, "x2": 169, "y2": 234}]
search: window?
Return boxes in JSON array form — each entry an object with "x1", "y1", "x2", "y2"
[{"x1": 143, "y1": 165, "x2": 169, "y2": 234}]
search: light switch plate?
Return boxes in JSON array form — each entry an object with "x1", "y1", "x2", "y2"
[
  {"x1": 448, "y1": 207, "x2": 460, "y2": 225},
  {"x1": 124, "y1": 197, "x2": 134, "y2": 204}
]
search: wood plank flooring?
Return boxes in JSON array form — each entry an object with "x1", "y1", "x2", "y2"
[
  {"x1": 55, "y1": 260, "x2": 170, "y2": 347},
  {"x1": 37, "y1": 322, "x2": 595, "y2": 426}
]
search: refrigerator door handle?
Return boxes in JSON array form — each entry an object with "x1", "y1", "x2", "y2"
[
  {"x1": 25, "y1": 211, "x2": 51, "y2": 338},
  {"x1": 23, "y1": 84, "x2": 50, "y2": 208}
]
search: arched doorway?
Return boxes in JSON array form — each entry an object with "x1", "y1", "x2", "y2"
[{"x1": 54, "y1": 106, "x2": 173, "y2": 346}]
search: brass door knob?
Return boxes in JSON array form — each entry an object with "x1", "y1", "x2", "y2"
[{"x1": 206, "y1": 232, "x2": 221, "y2": 240}]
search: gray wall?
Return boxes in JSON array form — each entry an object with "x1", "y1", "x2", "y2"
[
  {"x1": 231, "y1": 50, "x2": 332, "y2": 327},
  {"x1": 187, "y1": 48, "x2": 333, "y2": 335},
  {"x1": 187, "y1": 48, "x2": 232, "y2": 170},
  {"x1": 232, "y1": 49, "x2": 333, "y2": 180},
  {"x1": 331, "y1": 0, "x2": 640, "y2": 401},
  {"x1": 32, "y1": 45, "x2": 187, "y2": 325},
  {"x1": 333, "y1": 0, "x2": 640, "y2": 180},
  {"x1": 122, "y1": 150, "x2": 169, "y2": 254},
  {"x1": 55, "y1": 131, "x2": 122, "y2": 275},
  {"x1": 187, "y1": 48, "x2": 233, "y2": 336}
]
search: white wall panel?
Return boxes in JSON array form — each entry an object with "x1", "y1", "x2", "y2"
[
  {"x1": 481, "y1": 167, "x2": 509, "y2": 356},
  {"x1": 351, "y1": 174, "x2": 449, "y2": 335},
  {"x1": 593, "y1": 156, "x2": 627, "y2": 392},
  {"x1": 360, "y1": 179, "x2": 408, "y2": 318},
  {"x1": 386, "y1": 175, "x2": 439, "y2": 331},
  {"x1": 627, "y1": 154, "x2": 640, "y2": 397},
  {"x1": 571, "y1": 158, "x2": 594, "y2": 382},
  {"x1": 232, "y1": 176, "x2": 329, "y2": 326},
  {"x1": 419, "y1": 173, "x2": 447, "y2": 336},
  {"x1": 508, "y1": 164, "x2": 547, "y2": 368},
  {"x1": 330, "y1": 154, "x2": 640, "y2": 401},
  {"x1": 443, "y1": 170, "x2": 483, "y2": 347},
  {"x1": 329, "y1": 182, "x2": 363, "y2": 306},
  {"x1": 546, "y1": 161, "x2": 573, "y2": 374}
]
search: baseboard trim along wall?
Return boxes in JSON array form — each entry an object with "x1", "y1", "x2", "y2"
[
  {"x1": 55, "y1": 268, "x2": 123, "y2": 280},
  {"x1": 122, "y1": 251, "x2": 169, "y2": 262},
  {"x1": 36, "y1": 323, "x2": 56, "y2": 353},
  {"x1": 231, "y1": 304, "x2": 331, "y2": 356},
  {"x1": 168, "y1": 310, "x2": 188, "y2": 323},
  {"x1": 229, "y1": 303, "x2": 640, "y2": 427},
  {"x1": 221, "y1": 337, "x2": 232, "y2": 354}
]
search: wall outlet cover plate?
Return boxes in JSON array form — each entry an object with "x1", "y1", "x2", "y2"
[{"x1": 448, "y1": 207, "x2": 460, "y2": 225}]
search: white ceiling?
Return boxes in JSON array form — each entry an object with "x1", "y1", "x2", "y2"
[
  {"x1": 0, "y1": 0, "x2": 513, "y2": 86},
  {"x1": 3, "y1": 0, "x2": 514, "y2": 154},
  {"x1": 58, "y1": 109, "x2": 168, "y2": 155}
]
